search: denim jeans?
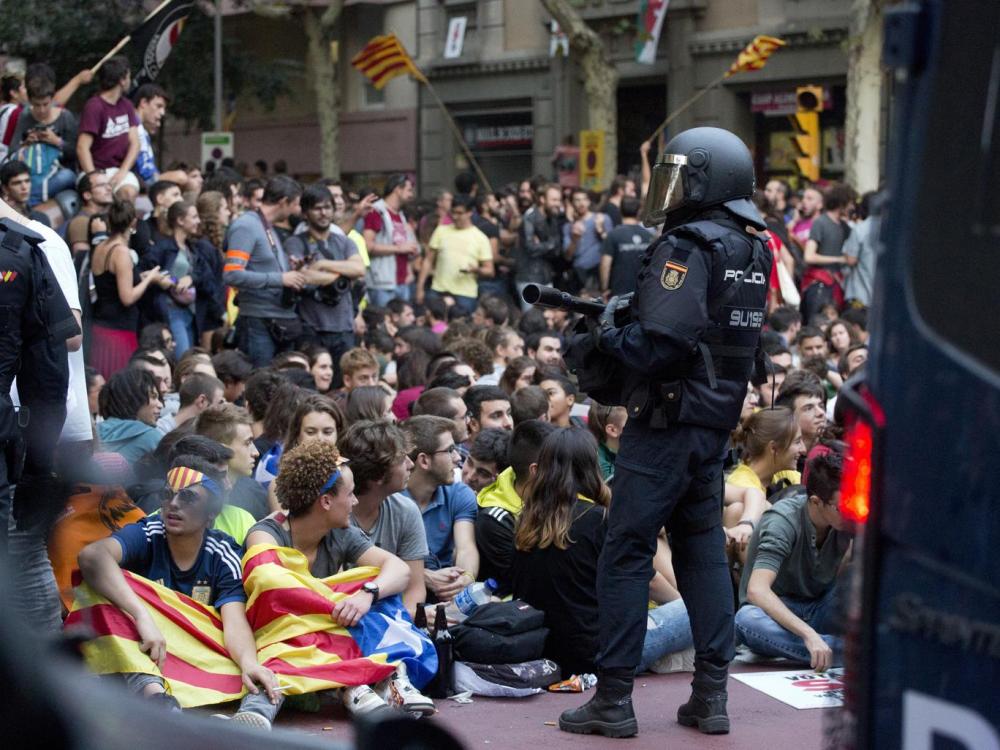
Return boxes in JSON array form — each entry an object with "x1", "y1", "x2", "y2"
[
  {"x1": 124, "y1": 673, "x2": 285, "y2": 720},
  {"x1": 367, "y1": 288, "x2": 398, "y2": 308},
  {"x1": 6, "y1": 512, "x2": 63, "y2": 634},
  {"x1": 734, "y1": 584, "x2": 844, "y2": 666},
  {"x1": 477, "y1": 277, "x2": 510, "y2": 302},
  {"x1": 166, "y1": 304, "x2": 195, "y2": 359},
  {"x1": 426, "y1": 289, "x2": 476, "y2": 315},
  {"x1": 638, "y1": 598, "x2": 694, "y2": 673},
  {"x1": 235, "y1": 315, "x2": 280, "y2": 368}
]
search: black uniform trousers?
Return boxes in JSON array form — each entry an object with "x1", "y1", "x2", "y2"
[{"x1": 595, "y1": 417, "x2": 734, "y2": 677}]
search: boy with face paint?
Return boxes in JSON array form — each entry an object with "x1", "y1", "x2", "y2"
[{"x1": 76, "y1": 456, "x2": 281, "y2": 728}]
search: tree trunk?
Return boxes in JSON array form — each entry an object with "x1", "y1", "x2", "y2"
[
  {"x1": 303, "y1": 2, "x2": 344, "y2": 179},
  {"x1": 541, "y1": 0, "x2": 619, "y2": 184},
  {"x1": 845, "y1": 0, "x2": 883, "y2": 193}
]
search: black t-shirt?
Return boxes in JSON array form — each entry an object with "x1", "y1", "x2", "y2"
[
  {"x1": 475, "y1": 507, "x2": 515, "y2": 595},
  {"x1": 603, "y1": 202, "x2": 622, "y2": 228},
  {"x1": 510, "y1": 500, "x2": 606, "y2": 677},
  {"x1": 601, "y1": 223, "x2": 654, "y2": 296},
  {"x1": 471, "y1": 213, "x2": 500, "y2": 242},
  {"x1": 130, "y1": 216, "x2": 163, "y2": 259}
]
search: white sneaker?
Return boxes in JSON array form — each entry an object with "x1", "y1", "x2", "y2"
[
  {"x1": 378, "y1": 662, "x2": 435, "y2": 717},
  {"x1": 650, "y1": 646, "x2": 696, "y2": 674},
  {"x1": 342, "y1": 684, "x2": 391, "y2": 717},
  {"x1": 211, "y1": 712, "x2": 272, "y2": 731}
]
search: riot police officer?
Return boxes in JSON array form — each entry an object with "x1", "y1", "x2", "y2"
[
  {"x1": 0, "y1": 208, "x2": 78, "y2": 555},
  {"x1": 559, "y1": 127, "x2": 772, "y2": 738}
]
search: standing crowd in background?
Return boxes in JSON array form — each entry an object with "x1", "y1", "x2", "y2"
[{"x1": 1, "y1": 56, "x2": 871, "y2": 728}]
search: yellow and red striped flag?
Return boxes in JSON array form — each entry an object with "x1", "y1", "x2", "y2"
[
  {"x1": 351, "y1": 34, "x2": 427, "y2": 90},
  {"x1": 65, "y1": 546, "x2": 403, "y2": 707},
  {"x1": 66, "y1": 572, "x2": 246, "y2": 707},
  {"x1": 243, "y1": 545, "x2": 397, "y2": 694},
  {"x1": 725, "y1": 35, "x2": 786, "y2": 77}
]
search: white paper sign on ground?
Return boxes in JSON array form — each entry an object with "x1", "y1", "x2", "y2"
[{"x1": 731, "y1": 669, "x2": 845, "y2": 710}]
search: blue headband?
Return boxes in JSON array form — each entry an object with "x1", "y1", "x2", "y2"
[{"x1": 320, "y1": 470, "x2": 342, "y2": 495}]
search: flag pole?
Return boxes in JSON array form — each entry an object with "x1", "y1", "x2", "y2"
[
  {"x1": 419, "y1": 77, "x2": 494, "y2": 194},
  {"x1": 89, "y1": 37, "x2": 132, "y2": 76},
  {"x1": 88, "y1": 0, "x2": 177, "y2": 75},
  {"x1": 646, "y1": 69, "x2": 730, "y2": 144}
]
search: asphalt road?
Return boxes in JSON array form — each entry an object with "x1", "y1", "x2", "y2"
[{"x1": 263, "y1": 663, "x2": 829, "y2": 749}]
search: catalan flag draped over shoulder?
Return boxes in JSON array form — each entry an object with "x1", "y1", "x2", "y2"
[
  {"x1": 244, "y1": 545, "x2": 437, "y2": 692},
  {"x1": 351, "y1": 34, "x2": 427, "y2": 90},
  {"x1": 725, "y1": 35, "x2": 786, "y2": 77},
  {"x1": 66, "y1": 545, "x2": 435, "y2": 707}
]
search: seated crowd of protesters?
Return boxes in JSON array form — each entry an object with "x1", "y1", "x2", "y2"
[{"x1": 3, "y1": 56, "x2": 871, "y2": 731}]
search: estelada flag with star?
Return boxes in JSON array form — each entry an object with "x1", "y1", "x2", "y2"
[
  {"x1": 725, "y1": 35, "x2": 786, "y2": 77},
  {"x1": 351, "y1": 33, "x2": 427, "y2": 90},
  {"x1": 243, "y1": 544, "x2": 438, "y2": 692}
]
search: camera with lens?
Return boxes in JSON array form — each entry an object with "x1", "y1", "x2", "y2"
[{"x1": 313, "y1": 276, "x2": 352, "y2": 306}]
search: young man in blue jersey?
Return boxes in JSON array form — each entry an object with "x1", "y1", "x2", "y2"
[{"x1": 77, "y1": 455, "x2": 281, "y2": 729}]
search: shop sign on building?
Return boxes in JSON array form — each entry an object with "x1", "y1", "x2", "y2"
[
  {"x1": 579, "y1": 130, "x2": 605, "y2": 190},
  {"x1": 462, "y1": 123, "x2": 533, "y2": 150},
  {"x1": 752, "y1": 88, "x2": 833, "y2": 117},
  {"x1": 201, "y1": 132, "x2": 233, "y2": 168}
]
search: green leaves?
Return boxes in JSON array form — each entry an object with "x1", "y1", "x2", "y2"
[{"x1": 0, "y1": 3, "x2": 290, "y2": 128}]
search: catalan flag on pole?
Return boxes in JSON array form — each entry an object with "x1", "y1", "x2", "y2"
[
  {"x1": 351, "y1": 34, "x2": 427, "y2": 90},
  {"x1": 725, "y1": 35, "x2": 786, "y2": 77}
]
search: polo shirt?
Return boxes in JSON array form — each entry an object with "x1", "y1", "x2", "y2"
[{"x1": 401, "y1": 482, "x2": 477, "y2": 570}]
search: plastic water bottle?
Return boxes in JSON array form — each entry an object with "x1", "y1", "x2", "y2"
[{"x1": 450, "y1": 578, "x2": 497, "y2": 621}]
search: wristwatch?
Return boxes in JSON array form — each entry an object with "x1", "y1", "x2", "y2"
[{"x1": 361, "y1": 582, "x2": 379, "y2": 603}]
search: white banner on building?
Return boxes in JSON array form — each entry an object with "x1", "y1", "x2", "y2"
[
  {"x1": 549, "y1": 21, "x2": 568, "y2": 58},
  {"x1": 636, "y1": 0, "x2": 670, "y2": 64},
  {"x1": 445, "y1": 17, "x2": 467, "y2": 59}
]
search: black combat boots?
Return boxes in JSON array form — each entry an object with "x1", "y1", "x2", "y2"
[
  {"x1": 558, "y1": 671, "x2": 638, "y2": 738},
  {"x1": 676, "y1": 662, "x2": 730, "y2": 734}
]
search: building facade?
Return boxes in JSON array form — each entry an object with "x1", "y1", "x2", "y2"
[
  {"x1": 163, "y1": 0, "x2": 421, "y2": 184},
  {"x1": 417, "y1": 0, "x2": 853, "y2": 195},
  {"x1": 163, "y1": 0, "x2": 854, "y2": 194}
]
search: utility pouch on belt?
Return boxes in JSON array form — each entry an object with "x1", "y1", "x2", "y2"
[
  {"x1": 626, "y1": 381, "x2": 652, "y2": 421},
  {"x1": 649, "y1": 381, "x2": 682, "y2": 429}
]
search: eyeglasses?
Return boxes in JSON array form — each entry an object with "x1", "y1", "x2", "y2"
[
  {"x1": 433, "y1": 445, "x2": 460, "y2": 456},
  {"x1": 168, "y1": 487, "x2": 206, "y2": 507}
]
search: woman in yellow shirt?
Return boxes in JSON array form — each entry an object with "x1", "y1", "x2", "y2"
[{"x1": 724, "y1": 406, "x2": 806, "y2": 561}]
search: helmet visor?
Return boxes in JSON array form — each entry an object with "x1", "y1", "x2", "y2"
[{"x1": 641, "y1": 153, "x2": 687, "y2": 226}]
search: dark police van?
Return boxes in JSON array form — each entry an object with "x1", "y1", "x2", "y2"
[{"x1": 830, "y1": 1, "x2": 1000, "y2": 748}]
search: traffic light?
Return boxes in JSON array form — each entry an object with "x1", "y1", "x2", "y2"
[{"x1": 789, "y1": 85, "x2": 823, "y2": 182}]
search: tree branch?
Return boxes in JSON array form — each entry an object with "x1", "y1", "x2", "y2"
[{"x1": 540, "y1": 0, "x2": 595, "y2": 44}]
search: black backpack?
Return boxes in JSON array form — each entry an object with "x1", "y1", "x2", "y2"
[{"x1": 450, "y1": 600, "x2": 549, "y2": 664}]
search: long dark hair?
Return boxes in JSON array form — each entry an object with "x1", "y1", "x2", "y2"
[{"x1": 515, "y1": 428, "x2": 610, "y2": 551}]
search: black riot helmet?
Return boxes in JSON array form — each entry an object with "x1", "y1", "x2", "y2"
[{"x1": 642, "y1": 126, "x2": 766, "y2": 230}]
